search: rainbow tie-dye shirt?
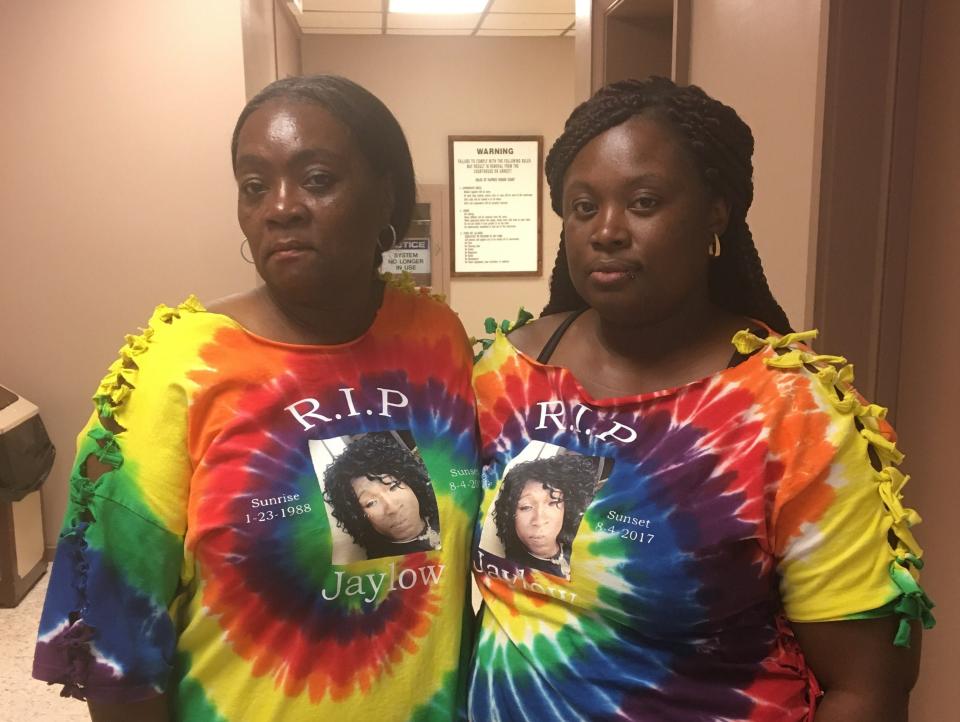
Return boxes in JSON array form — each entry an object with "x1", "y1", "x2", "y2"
[
  {"x1": 468, "y1": 326, "x2": 933, "y2": 721},
  {"x1": 34, "y1": 286, "x2": 482, "y2": 721}
]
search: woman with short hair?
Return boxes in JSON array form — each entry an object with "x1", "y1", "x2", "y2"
[{"x1": 34, "y1": 75, "x2": 480, "y2": 722}]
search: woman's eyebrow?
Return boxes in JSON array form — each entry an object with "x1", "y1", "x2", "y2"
[
  {"x1": 566, "y1": 172, "x2": 668, "y2": 191},
  {"x1": 289, "y1": 147, "x2": 347, "y2": 165},
  {"x1": 234, "y1": 147, "x2": 346, "y2": 170}
]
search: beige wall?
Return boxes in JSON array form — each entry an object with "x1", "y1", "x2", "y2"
[
  {"x1": 301, "y1": 35, "x2": 575, "y2": 336},
  {"x1": 0, "y1": 1, "x2": 250, "y2": 547},
  {"x1": 687, "y1": 0, "x2": 826, "y2": 329},
  {"x1": 899, "y1": 0, "x2": 960, "y2": 717}
]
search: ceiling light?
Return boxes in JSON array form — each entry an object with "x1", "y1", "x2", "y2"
[{"x1": 389, "y1": 0, "x2": 488, "y2": 13}]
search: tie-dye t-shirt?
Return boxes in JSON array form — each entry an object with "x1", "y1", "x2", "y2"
[
  {"x1": 33, "y1": 285, "x2": 482, "y2": 721},
  {"x1": 468, "y1": 325, "x2": 933, "y2": 722}
]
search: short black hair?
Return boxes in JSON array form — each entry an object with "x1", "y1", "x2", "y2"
[
  {"x1": 493, "y1": 455, "x2": 598, "y2": 558},
  {"x1": 322, "y1": 432, "x2": 438, "y2": 554},
  {"x1": 231, "y1": 75, "x2": 417, "y2": 259},
  {"x1": 543, "y1": 76, "x2": 792, "y2": 335}
]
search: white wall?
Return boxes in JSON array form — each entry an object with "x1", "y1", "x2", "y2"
[
  {"x1": 687, "y1": 0, "x2": 826, "y2": 329},
  {"x1": 301, "y1": 35, "x2": 576, "y2": 337},
  {"x1": 0, "y1": 1, "x2": 250, "y2": 546}
]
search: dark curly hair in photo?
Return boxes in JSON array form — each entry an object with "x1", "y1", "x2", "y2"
[
  {"x1": 322, "y1": 432, "x2": 439, "y2": 553},
  {"x1": 543, "y1": 76, "x2": 792, "y2": 335},
  {"x1": 493, "y1": 454, "x2": 599, "y2": 559}
]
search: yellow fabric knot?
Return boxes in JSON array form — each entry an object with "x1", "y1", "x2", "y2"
[
  {"x1": 878, "y1": 467, "x2": 923, "y2": 526},
  {"x1": 832, "y1": 395, "x2": 858, "y2": 414},
  {"x1": 860, "y1": 427, "x2": 905, "y2": 465},
  {"x1": 123, "y1": 334, "x2": 151, "y2": 356},
  {"x1": 816, "y1": 363, "x2": 855, "y2": 388},
  {"x1": 179, "y1": 295, "x2": 205, "y2": 313},
  {"x1": 148, "y1": 304, "x2": 177, "y2": 327},
  {"x1": 857, "y1": 402, "x2": 888, "y2": 420},
  {"x1": 807, "y1": 352, "x2": 848, "y2": 366},
  {"x1": 110, "y1": 384, "x2": 132, "y2": 406},
  {"x1": 763, "y1": 349, "x2": 807, "y2": 369},
  {"x1": 732, "y1": 330, "x2": 768, "y2": 355},
  {"x1": 768, "y1": 329, "x2": 819, "y2": 349}
]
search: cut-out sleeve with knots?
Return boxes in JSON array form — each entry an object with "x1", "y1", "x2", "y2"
[
  {"x1": 32, "y1": 297, "x2": 203, "y2": 701},
  {"x1": 733, "y1": 329, "x2": 935, "y2": 648}
]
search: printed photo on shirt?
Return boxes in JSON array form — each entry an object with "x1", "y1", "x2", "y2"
[
  {"x1": 308, "y1": 430, "x2": 441, "y2": 563},
  {"x1": 478, "y1": 441, "x2": 612, "y2": 579}
]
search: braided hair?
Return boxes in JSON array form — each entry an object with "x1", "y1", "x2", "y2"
[{"x1": 543, "y1": 77, "x2": 791, "y2": 334}]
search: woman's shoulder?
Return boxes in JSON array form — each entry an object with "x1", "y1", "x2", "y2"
[
  {"x1": 506, "y1": 313, "x2": 572, "y2": 358},
  {"x1": 92, "y1": 295, "x2": 225, "y2": 419}
]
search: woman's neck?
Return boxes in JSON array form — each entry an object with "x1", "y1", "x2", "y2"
[
  {"x1": 259, "y1": 277, "x2": 385, "y2": 345},
  {"x1": 591, "y1": 294, "x2": 729, "y2": 365},
  {"x1": 555, "y1": 294, "x2": 746, "y2": 398}
]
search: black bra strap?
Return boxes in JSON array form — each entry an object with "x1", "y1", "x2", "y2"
[{"x1": 537, "y1": 308, "x2": 588, "y2": 363}]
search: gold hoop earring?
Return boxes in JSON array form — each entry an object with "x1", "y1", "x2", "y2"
[
  {"x1": 377, "y1": 224, "x2": 398, "y2": 252},
  {"x1": 708, "y1": 233, "x2": 722, "y2": 258},
  {"x1": 240, "y1": 238, "x2": 254, "y2": 264}
]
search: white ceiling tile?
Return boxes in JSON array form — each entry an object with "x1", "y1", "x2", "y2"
[
  {"x1": 302, "y1": 0, "x2": 382, "y2": 10},
  {"x1": 299, "y1": 11, "x2": 383, "y2": 28},
  {"x1": 477, "y1": 28, "x2": 565, "y2": 36},
  {"x1": 489, "y1": 0, "x2": 575, "y2": 12},
  {"x1": 300, "y1": 27, "x2": 383, "y2": 34},
  {"x1": 386, "y1": 27, "x2": 474, "y2": 34},
  {"x1": 482, "y1": 12, "x2": 573, "y2": 29},
  {"x1": 391, "y1": 0, "x2": 487, "y2": 11},
  {"x1": 388, "y1": 12, "x2": 481, "y2": 29}
]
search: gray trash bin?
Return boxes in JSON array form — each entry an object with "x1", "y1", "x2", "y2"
[{"x1": 0, "y1": 385, "x2": 56, "y2": 606}]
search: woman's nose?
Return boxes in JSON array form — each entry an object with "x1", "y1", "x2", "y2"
[
  {"x1": 590, "y1": 204, "x2": 629, "y2": 249},
  {"x1": 265, "y1": 180, "x2": 307, "y2": 226}
]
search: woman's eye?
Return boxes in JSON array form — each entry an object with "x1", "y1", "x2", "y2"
[
  {"x1": 550, "y1": 500, "x2": 564, "y2": 508},
  {"x1": 571, "y1": 199, "x2": 596, "y2": 217},
  {"x1": 631, "y1": 196, "x2": 659, "y2": 211},
  {"x1": 518, "y1": 504, "x2": 532, "y2": 512},
  {"x1": 363, "y1": 499, "x2": 377, "y2": 509},
  {"x1": 239, "y1": 179, "x2": 266, "y2": 196},
  {"x1": 304, "y1": 172, "x2": 333, "y2": 190}
]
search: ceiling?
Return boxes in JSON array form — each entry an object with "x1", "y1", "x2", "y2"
[{"x1": 287, "y1": 0, "x2": 576, "y2": 37}]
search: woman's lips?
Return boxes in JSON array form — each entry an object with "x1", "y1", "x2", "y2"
[
  {"x1": 269, "y1": 242, "x2": 314, "y2": 260},
  {"x1": 589, "y1": 264, "x2": 639, "y2": 286}
]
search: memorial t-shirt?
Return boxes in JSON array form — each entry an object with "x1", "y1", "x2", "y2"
[
  {"x1": 34, "y1": 285, "x2": 482, "y2": 721},
  {"x1": 468, "y1": 325, "x2": 933, "y2": 721}
]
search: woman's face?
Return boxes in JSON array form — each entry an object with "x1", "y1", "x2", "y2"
[
  {"x1": 561, "y1": 114, "x2": 727, "y2": 325},
  {"x1": 351, "y1": 474, "x2": 424, "y2": 542},
  {"x1": 234, "y1": 99, "x2": 392, "y2": 305},
  {"x1": 514, "y1": 480, "x2": 564, "y2": 558}
]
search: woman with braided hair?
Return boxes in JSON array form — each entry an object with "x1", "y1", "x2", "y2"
[{"x1": 469, "y1": 77, "x2": 931, "y2": 721}]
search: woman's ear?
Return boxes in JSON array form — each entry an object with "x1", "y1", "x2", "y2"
[
  {"x1": 379, "y1": 174, "x2": 396, "y2": 236},
  {"x1": 709, "y1": 196, "x2": 731, "y2": 237}
]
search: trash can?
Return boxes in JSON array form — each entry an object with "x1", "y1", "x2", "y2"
[{"x1": 0, "y1": 385, "x2": 56, "y2": 607}]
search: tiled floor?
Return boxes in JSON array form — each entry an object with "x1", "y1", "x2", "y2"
[{"x1": 0, "y1": 568, "x2": 88, "y2": 721}]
